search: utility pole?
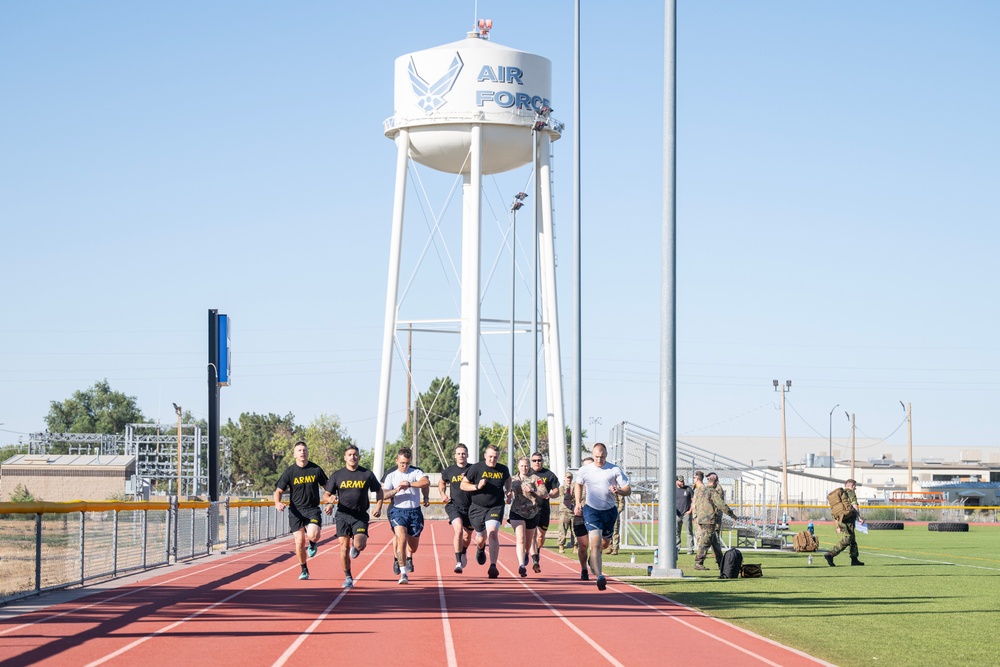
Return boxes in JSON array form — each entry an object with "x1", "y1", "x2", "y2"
[
  {"x1": 902, "y1": 401, "x2": 913, "y2": 492},
  {"x1": 773, "y1": 380, "x2": 791, "y2": 507},
  {"x1": 173, "y1": 403, "x2": 182, "y2": 497},
  {"x1": 849, "y1": 412, "x2": 856, "y2": 481}
]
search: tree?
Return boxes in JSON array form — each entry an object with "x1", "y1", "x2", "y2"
[
  {"x1": 8, "y1": 483, "x2": 39, "y2": 503},
  {"x1": 478, "y1": 420, "x2": 582, "y2": 466},
  {"x1": 395, "y1": 376, "x2": 459, "y2": 473},
  {"x1": 272, "y1": 414, "x2": 356, "y2": 477},
  {"x1": 46, "y1": 379, "x2": 145, "y2": 435},
  {"x1": 223, "y1": 412, "x2": 297, "y2": 494}
]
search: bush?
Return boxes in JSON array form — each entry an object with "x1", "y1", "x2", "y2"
[{"x1": 7, "y1": 483, "x2": 40, "y2": 503}]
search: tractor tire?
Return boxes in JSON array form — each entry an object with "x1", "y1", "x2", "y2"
[
  {"x1": 928, "y1": 522, "x2": 969, "y2": 532},
  {"x1": 865, "y1": 521, "x2": 904, "y2": 530}
]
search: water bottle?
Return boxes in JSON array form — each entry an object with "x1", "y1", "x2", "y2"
[
  {"x1": 630, "y1": 553, "x2": 636, "y2": 564},
  {"x1": 808, "y1": 555, "x2": 813, "y2": 565},
  {"x1": 654, "y1": 548, "x2": 659, "y2": 565}
]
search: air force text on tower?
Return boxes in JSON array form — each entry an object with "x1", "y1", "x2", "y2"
[{"x1": 475, "y1": 65, "x2": 551, "y2": 112}]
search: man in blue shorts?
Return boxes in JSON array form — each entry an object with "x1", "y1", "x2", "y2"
[
  {"x1": 377, "y1": 447, "x2": 429, "y2": 584},
  {"x1": 574, "y1": 443, "x2": 630, "y2": 590},
  {"x1": 438, "y1": 443, "x2": 474, "y2": 573},
  {"x1": 323, "y1": 444, "x2": 383, "y2": 589},
  {"x1": 461, "y1": 444, "x2": 511, "y2": 579},
  {"x1": 274, "y1": 441, "x2": 332, "y2": 581}
]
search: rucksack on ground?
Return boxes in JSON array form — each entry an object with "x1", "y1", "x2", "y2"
[
  {"x1": 719, "y1": 548, "x2": 743, "y2": 579},
  {"x1": 740, "y1": 563, "x2": 763, "y2": 578},
  {"x1": 827, "y1": 488, "x2": 853, "y2": 522},
  {"x1": 793, "y1": 530, "x2": 819, "y2": 552}
]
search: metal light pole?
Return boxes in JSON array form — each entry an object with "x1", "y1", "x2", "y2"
[
  {"x1": 173, "y1": 403, "x2": 182, "y2": 497},
  {"x1": 828, "y1": 403, "x2": 839, "y2": 478},
  {"x1": 510, "y1": 192, "x2": 527, "y2": 471},
  {"x1": 773, "y1": 380, "x2": 791, "y2": 507}
]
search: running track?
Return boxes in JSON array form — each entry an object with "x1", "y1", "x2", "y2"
[{"x1": 0, "y1": 521, "x2": 833, "y2": 667}]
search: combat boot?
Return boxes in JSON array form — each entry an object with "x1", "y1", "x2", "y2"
[
  {"x1": 824, "y1": 553, "x2": 836, "y2": 567},
  {"x1": 850, "y1": 558, "x2": 865, "y2": 566}
]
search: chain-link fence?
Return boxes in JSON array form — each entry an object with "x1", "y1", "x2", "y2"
[{"x1": 0, "y1": 498, "x2": 289, "y2": 605}]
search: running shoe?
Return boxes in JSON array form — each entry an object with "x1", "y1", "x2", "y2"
[
  {"x1": 398, "y1": 572, "x2": 409, "y2": 585},
  {"x1": 487, "y1": 564, "x2": 500, "y2": 579},
  {"x1": 307, "y1": 541, "x2": 317, "y2": 558},
  {"x1": 393, "y1": 560, "x2": 401, "y2": 575},
  {"x1": 299, "y1": 568, "x2": 309, "y2": 581},
  {"x1": 460, "y1": 551, "x2": 468, "y2": 568},
  {"x1": 518, "y1": 565, "x2": 527, "y2": 578},
  {"x1": 350, "y1": 545, "x2": 360, "y2": 559},
  {"x1": 580, "y1": 569, "x2": 589, "y2": 581},
  {"x1": 454, "y1": 562, "x2": 463, "y2": 573},
  {"x1": 532, "y1": 561, "x2": 541, "y2": 574},
  {"x1": 476, "y1": 546, "x2": 486, "y2": 565},
  {"x1": 596, "y1": 575, "x2": 607, "y2": 591},
  {"x1": 342, "y1": 576, "x2": 354, "y2": 589},
  {"x1": 406, "y1": 557, "x2": 414, "y2": 573}
]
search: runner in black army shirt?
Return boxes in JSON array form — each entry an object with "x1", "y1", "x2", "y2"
[
  {"x1": 274, "y1": 441, "x2": 331, "y2": 580},
  {"x1": 438, "y1": 443, "x2": 474, "y2": 573},
  {"x1": 460, "y1": 444, "x2": 511, "y2": 579},
  {"x1": 528, "y1": 453, "x2": 560, "y2": 573},
  {"x1": 323, "y1": 444, "x2": 383, "y2": 589}
]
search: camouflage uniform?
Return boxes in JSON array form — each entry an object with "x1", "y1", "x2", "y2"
[
  {"x1": 828, "y1": 487, "x2": 860, "y2": 560},
  {"x1": 558, "y1": 482, "x2": 576, "y2": 551},
  {"x1": 509, "y1": 473, "x2": 544, "y2": 520},
  {"x1": 693, "y1": 484, "x2": 737, "y2": 569}
]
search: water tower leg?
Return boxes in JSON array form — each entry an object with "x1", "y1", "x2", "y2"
[
  {"x1": 537, "y1": 133, "x2": 567, "y2": 478},
  {"x1": 374, "y1": 129, "x2": 410, "y2": 480},
  {"x1": 459, "y1": 125, "x2": 483, "y2": 461}
]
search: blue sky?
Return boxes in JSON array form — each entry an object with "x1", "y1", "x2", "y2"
[{"x1": 2, "y1": 1, "x2": 997, "y2": 459}]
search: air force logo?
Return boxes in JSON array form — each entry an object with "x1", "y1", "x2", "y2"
[{"x1": 409, "y1": 53, "x2": 463, "y2": 114}]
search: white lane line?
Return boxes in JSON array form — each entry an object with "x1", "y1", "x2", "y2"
[
  {"x1": 611, "y1": 586, "x2": 835, "y2": 667},
  {"x1": 270, "y1": 523, "x2": 394, "y2": 667},
  {"x1": 873, "y1": 551, "x2": 1000, "y2": 571},
  {"x1": 0, "y1": 540, "x2": 288, "y2": 637},
  {"x1": 80, "y1": 530, "x2": 359, "y2": 667},
  {"x1": 495, "y1": 557, "x2": 624, "y2": 667},
  {"x1": 432, "y1": 521, "x2": 458, "y2": 667},
  {"x1": 84, "y1": 560, "x2": 303, "y2": 667},
  {"x1": 522, "y1": 536, "x2": 830, "y2": 666}
]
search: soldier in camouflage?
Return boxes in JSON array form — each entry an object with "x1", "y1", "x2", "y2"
[
  {"x1": 825, "y1": 479, "x2": 865, "y2": 567},
  {"x1": 692, "y1": 472, "x2": 737, "y2": 571},
  {"x1": 690, "y1": 471, "x2": 705, "y2": 550}
]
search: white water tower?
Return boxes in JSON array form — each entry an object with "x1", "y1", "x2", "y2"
[{"x1": 373, "y1": 24, "x2": 566, "y2": 478}]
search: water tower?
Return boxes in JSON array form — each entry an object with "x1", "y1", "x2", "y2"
[{"x1": 373, "y1": 23, "x2": 566, "y2": 478}]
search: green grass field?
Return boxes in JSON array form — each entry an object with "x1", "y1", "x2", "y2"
[{"x1": 586, "y1": 523, "x2": 999, "y2": 666}]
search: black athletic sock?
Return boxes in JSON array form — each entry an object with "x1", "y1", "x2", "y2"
[
  {"x1": 532, "y1": 554, "x2": 540, "y2": 564},
  {"x1": 301, "y1": 564, "x2": 308, "y2": 572},
  {"x1": 309, "y1": 540, "x2": 316, "y2": 548},
  {"x1": 344, "y1": 570, "x2": 352, "y2": 578},
  {"x1": 456, "y1": 553, "x2": 462, "y2": 563}
]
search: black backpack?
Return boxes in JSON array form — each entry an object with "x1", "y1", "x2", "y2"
[{"x1": 719, "y1": 548, "x2": 743, "y2": 579}]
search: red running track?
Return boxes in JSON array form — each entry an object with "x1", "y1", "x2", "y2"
[{"x1": 0, "y1": 521, "x2": 833, "y2": 667}]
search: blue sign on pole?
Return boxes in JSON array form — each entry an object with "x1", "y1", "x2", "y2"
[{"x1": 218, "y1": 314, "x2": 231, "y2": 386}]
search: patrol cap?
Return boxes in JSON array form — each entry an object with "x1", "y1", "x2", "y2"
[{"x1": 676, "y1": 475, "x2": 685, "y2": 482}]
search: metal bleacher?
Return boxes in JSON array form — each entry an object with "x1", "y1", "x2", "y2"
[{"x1": 606, "y1": 421, "x2": 790, "y2": 550}]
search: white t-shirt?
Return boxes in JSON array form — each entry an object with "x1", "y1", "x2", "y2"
[
  {"x1": 383, "y1": 467, "x2": 428, "y2": 509},
  {"x1": 576, "y1": 462, "x2": 629, "y2": 511}
]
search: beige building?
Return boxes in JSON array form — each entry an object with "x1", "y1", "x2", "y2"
[{"x1": 1, "y1": 454, "x2": 135, "y2": 502}]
